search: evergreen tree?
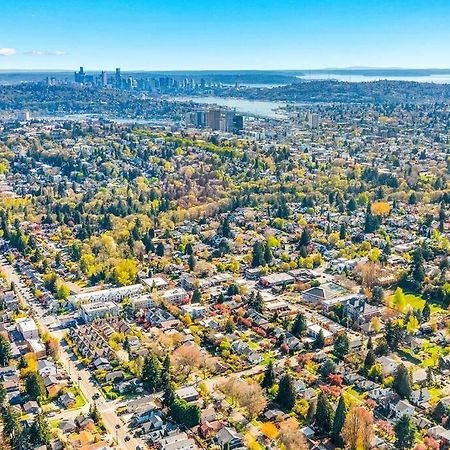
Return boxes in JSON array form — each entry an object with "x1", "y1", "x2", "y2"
[
  {"x1": 141, "y1": 352, "x2": 161, "y2": 392},
  {"x1": 0, "y1": 381, "x2": 6, "y2": 404},
  {"x1": 191, "y1": 289, "x2": 201, "y2": 303},
  {"x1": 156, "y1": 242, "x2": 165, "y2": 257},
  {"x1": 276, "y1": 374, "x2": 296, "y2": 411},
  {"x1": 372, "y1": 286, "x2": 384, "y2": 304},
  {"x1": 422, "y1": 302, "x2": 431, "y2": 322},
  {"x1": 331, "y1": 395, "x2": 347, "y2": 446},
  {"x1": 261, "y1": 362, "x2": 275, "y2": 389},
  {"x1": 221, "y1": 216, "x2": 231, "y2": 238},
  {"x1": 393, "y1": 364, "x2": 412, "y2": 399},
  {"x1": 25, "y1": 372, "x2": 46, "y2": 400},
  {"x1": 315, "y1": 391, "x2": 334, "y2": 433},
  {"x1": 314, "y1": 329, "x2": 325, "y2": 349},
  {"x1": 333, "y1": 333, "x2": 350, "y2": 359},
  {"x1": 394, "y1": 415, "x2": 417, "y2": 450},
  {"x1": 252, "y1": 241, "x2": 265, "y2": 267},
  {"x1": 299, "y1": 228, "x2": 311, "y2": 247},
  {"x1": 0, "y1": 335, "x2": 11, "y2": 366},
  {"x1": 184, "y1": 242, "x2": 193, "y2": 255},
  {"x1": 29, "y1": 412, "x2": 50, "y2": 446},
  {"x1": 161, "y1": 354, "x2": 171, "y2": 389},
  {"x1": 188, "y1": 253, "x2": 196, "y2": 271},
  {"x1": 291, "y1": 313, "x2": 307, "y2": 337},
  {"x1": 364, "y1": 349, "x2": 376, "y2": 372},
  {"x1": 162, "y1": 382, "x2": 176, "y2": 407}
]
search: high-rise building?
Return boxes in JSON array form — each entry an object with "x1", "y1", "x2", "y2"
[
  {"x1": 115, "y1": 68, "x2": 122, "y2": 88},
  {"x1": 308, "y1": 112, "x2": 319, "y2": 129},
  {"x1": 206, "y1": 109, "x2": 221, "y2": 130},
  {"x1": 101, "y1": 71, "x2": 108, "y2": 87},
  {"x1": 74, "y1": 66, "x2": 85, "y2": 83}
]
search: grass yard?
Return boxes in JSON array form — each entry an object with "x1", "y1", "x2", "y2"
[
  {"x1": 67, "y1": 386, "x2": 86, "y2": 409},
  {"x1": 388, "y1": 292, "x2": 446, "y2": 314}
]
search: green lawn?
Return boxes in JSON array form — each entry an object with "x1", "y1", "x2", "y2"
[
  {"x1": 388, "y1": 292, "x2": 445, "y2": 314},
  {"x1": 67, "y1": 386, "x2": 86, "y2": 409}
]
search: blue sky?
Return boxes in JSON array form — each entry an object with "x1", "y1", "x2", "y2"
[{"x1": 1, "y1": 0, "x2": 449, "y2": 70}]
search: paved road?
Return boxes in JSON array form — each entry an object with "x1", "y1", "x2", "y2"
[{"x1": 0, "y1": 257, "x2": 145, "y2": 450}]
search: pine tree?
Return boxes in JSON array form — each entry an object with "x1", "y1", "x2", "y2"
[
  {"x1": 0, "y1": 335, "x2": 11, "y2": 366},
  {"x1": 252, "y1": 241, "x2": 265, "y2": 267},
  {"x1": 299, "y1": 228, "x2": 311, "y2": 247},
  {"x1": 315, "y1": 391, "x2": 334, "y2": 433},
  {"x1": 291, "y1": 313, "x2": 307, "y2": 337},
  {"x1": 394, "y1": 415, "x2": 417, "y2": 450},
  {"x1": 188, "y1": 253, "x2": 196, "y2": 271},
  {"x1": 141, "y1": 351, "x2": 161, "y2": 392},
  {"x1": 333, "y1": 333, "x2": 350, "y2": 359},
  {"x1": 364, "y1": 349, "x2": 376, "y2": 371},
  {"x1": 314, "y1": 329, "x2": 325, "y2": 349},
  {"x1": 261, "y1": 362, "x2": 275, "y2": 389},
  {"x1": 276, "y1": 374, "x2": 296, "y2": 411},
  {"x1": 25, "y1": 372, "x2": 46, "y2": 400},
  {"x1": 393, "y1": 364, "x2": 412, "y2": 399},
  {"x1": 331, "y1": 395, "x2": 347, "y2": 446},
  {"x1": 422, "y1": 302, "x2": 431, "y2": 322},
  {"x1": 191, "y1": 289, "x2": 201, "y2": 303}
]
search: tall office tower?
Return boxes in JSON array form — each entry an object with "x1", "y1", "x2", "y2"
[
  {"x1": 115, "y1": 68, "x2": 122, "y2": 88},
  {"x1": 233, "y1": 114, "x2": 244, "y2": 132},
  {"x1": 101, "y1": 71, "x2": 108, "y2": 87},
  {"x1": 74, "y1": 66, "x2": 85, "y2": 83},
  {"x1": 206, "y1": 109, "x2": 222, "y2": 130},
  {"x1": 225, "y1": 111, "x2": 236, "y2": 132},
  {"x1": 308, "y1": 112, "x2": 319, "y2": 129},
  {"x1": 196, "y1": 111, "x2": 207, "y2": 128}
]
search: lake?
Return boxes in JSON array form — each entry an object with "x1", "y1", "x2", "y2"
[{"x1": 168, "y1": 96, "x2": 287, "y2": 118}]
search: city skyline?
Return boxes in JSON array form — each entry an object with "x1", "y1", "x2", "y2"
[{"x1": 1, "y1": 0, "x2": 450, "y2": 70}]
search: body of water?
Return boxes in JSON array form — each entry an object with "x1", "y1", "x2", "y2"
[
  {"x1": 297, "y1": 73, "x2": 450, "y2": 84},
  {"x1": 168, "y1": 95, "x2": 287, "y2": 118}
]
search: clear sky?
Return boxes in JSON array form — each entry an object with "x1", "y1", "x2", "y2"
[{"x1": 1, "y1": 0, "x2": 450, "y2": 71}]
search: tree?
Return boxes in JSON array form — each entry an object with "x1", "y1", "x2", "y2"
[
  {"x1": 261, "y1": 362, "x2": 275, "y2": 389},
  {"x1": 393, "y1": 287, "x2": 406, "y2": 312},
  {"x1": 277, "y1": 422, "x2": 308, "y2": 450},
  {"x1": 299, "y1": 228, "x2": 311, "y2": 247},
  {"x1": 169, "y1": 397, "x2": 200, "y2": 428},
  {"x1": 172, "y1": 344, "x2": 202, "y2": 380},
  {"x1": 393, "y1": 364, "x2": 412, "y2": 399},
  {"x1": 156, "y1": 242, "x2": 165, "y2": 257},
  {"x1": 239, "y1": 381, "x2": 267, "y2": 419},
  {"x1": 315, "y1": 391, "x2": 333, "y2": 433},
  {"x1": 333, "y1": 333, "x2": 350, "y2": 359},
  {"x1": 342, "y1": 406, "x2": 374, "y2": 450},
  {"x1": 252, "y1": 241, "x2": 265, "y2": 267},
  {"x1": 141, "y1": 351, "x2": 161, "y2": 392},
  {"x1": 29, "y1": 412, "x2": 50, "y2": 446},
  {"x1": 394, "y1": 415, "x2": 417, "y2": 450},
  {"x1": 0, "y1": 381, "x2": 6, "y2": 404},
  {"x1": 422, "y1": 302, "x2": 431, "y2": 322},
  {"x1": 385, "y1": 320, "x2": 406, "y2": 351},
  {"x1": 291, "y1": 313, "x2": 307, "y2": 337},
  {"x1": 188, "y1": 253, "x2": 196, "y2": 271},
  {"x1": 191, "y1": 289, "x2": 201, "y2": 303},
  {"x1": 364, "y1": 349, "x2": 376, "y2": 372},
  {"x1": 276, "y1": 374, "x2": 296, "y2": 411},
  {"x1": 314, "y1": 329, "x2": 325, "y2": 349},
  {"x1": 221, "y1": 216, "x2": 231, "y2": 238},
  {"x1": 261, "y1": 422, "x2": 278, "y2": 441},
  {"x1": 25, "y1": 372, "x2": 46, "y2": 400},
  {"x1": 0, "y1": 335, "x2": 11, "y2": 366},
  {"x1": 372, "y1": 286, "x2": 384, "y2": 304},
  {"x1": 331, "y1": 395, "x2": 347, "y2": 446}
]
